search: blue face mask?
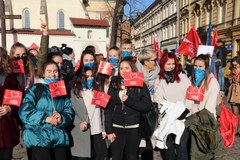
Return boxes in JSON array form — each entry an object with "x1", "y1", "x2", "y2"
[
  {"x1": 194, "y1": 68, "x2": 206, "y2": 87},
  {"x1": 108, "y1": 57, "x2": 119, "y2": 68},
  {"x1": 84, "y1": 62, "x2": 94, "y2": 69},
  {"x1": 121, "y1": 51, "x2": 132, "y2": 58},
  {"x1": 44, "y1": 78, "x2": 59, "y2": 84},
  {"x1": 87, "y1": 79, "x2": 94, "y2": 89},
  {"x1": 121, "y1": 79, "x2": 124, "y2": 85}
]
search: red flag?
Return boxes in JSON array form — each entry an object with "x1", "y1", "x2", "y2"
[
  {"x1": 29, "y1": 43, "x2": 40, "y2": 51},
  {"x1": 97, "y1": 61, "x2": 113, "y2": 76},
  {"x1": 219, "y1": 102, "x2": 238, "y2": 147},
  {"x1": 49, "y1": 80, "x2": 67, "y2": 98},
  {"x1": 3, "y1": 89, "x2": 23, "y2": 107},
  {"x1": 124, "y1": 72, "x2": 144, "y2": 87},
  {"x1": 74, "y1": 60, "x2": 81, "y2": 72},
  {"x1": 178, "y1": 26, "x2": 202, "y2": 58},
  {"x1": 153, "y1": 37, "x2": 158, "y2": 52},
  {"x1": 211, "y1": 28, "x2": 218, "y2": 49},
  {"x1": 14, "y1": 39, "x2": 18, "y2": 44},
  {"x1": 158, "y1": 50, "x2": 163, "y2": 58},
  {"x1": 12, "y1": 60, "x2": 25, "y2": 74},
  {"x1": 91, "y1": 90, "x2": 111, "y2": 108}
]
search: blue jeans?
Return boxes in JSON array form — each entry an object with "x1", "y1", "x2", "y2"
[{"x1": 218, "y1": 67, "x2": 225, "y2": 91}]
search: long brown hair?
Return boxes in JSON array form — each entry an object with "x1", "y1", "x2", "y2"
[
  {"x1": 0, "y1": 47, "x2": 12, "y2": 76},
  {"x1": 9, "y1": 42, "x2": 35, "y2": 79}
]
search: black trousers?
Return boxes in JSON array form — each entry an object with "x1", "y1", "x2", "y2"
[
  {"x1": 160, "y1": 128, "x2": 190, "y2": 160},
  {"x1": 72, "y1": 133, "x2": 107, "y2": 160},
  {"x1": 0, "y1": 148, "x2": 13, "y2": 160},
  {"x1": 31, "y1": 147, "x2": 66, "y2": 160},
  {"x1": 111, "y1": 127, "x2": 141, "y2": 160}
]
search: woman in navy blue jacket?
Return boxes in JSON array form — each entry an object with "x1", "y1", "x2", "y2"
[{"x1": 19, "y1": 60, "x2": 74, "y2": 160}]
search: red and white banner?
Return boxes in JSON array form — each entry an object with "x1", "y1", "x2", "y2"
[
  {"x1": 49, "y1": 80, "x2": 67, "y2": 98},
  {"x1": 3, "y1": 89, "x2": 23, "y2": 107},
  {"x1": 211, "y1": 28, "x2": 219, "y2": 49},
  {"x1": 178, "y1": 26, "x2": 202, "y2": 58},
  {"x1": 91, "y1": 90, "x2": 111, "y2": 108},
  {"x1": 124, "y1": 72, "x2": 144, "y2": 87},
  {"x1": 97, "y1": 61, "x2": 113, "y2": 76},
  {"x1": 12, "y1": 60, "x2": 25, "y2": 74}
]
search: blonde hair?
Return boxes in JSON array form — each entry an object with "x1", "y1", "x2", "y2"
[{"x1": 137, "y1": 48, "x2": 156, "y2": 64}]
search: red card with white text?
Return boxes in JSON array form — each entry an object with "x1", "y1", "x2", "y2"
[
  {"x1": 97, "y1": 61, "x2": 113, "y2": 76},
  {"x1": 74, "y1": 60, "x2": 81, "y2": 72},
  {"x1": 3, "y1": 89, "x2": 23, "y2": 107},
  {"x1": 124, "y1": 72, "x2": 144, "y2": 87},
  {"x1": 12, "y1": 60, "x2": 25, "y2": 74},
  {"x1": 49, "y1": 80, "x2": 67, "y2": 98},
  {"x1": 91, "y1": 90, "x2": 111, "y2": 108}
]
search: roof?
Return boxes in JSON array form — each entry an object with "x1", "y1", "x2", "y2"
[
  {"x1": 70, "y1": 17, "x2": 109, "y2": 27},
  {"x1": 5, "y1": 29, "x2": 75, "y2": 36}
]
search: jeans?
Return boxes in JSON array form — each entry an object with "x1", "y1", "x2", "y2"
[{"x1": 218, "y1": 67, "x2": 225, "y2": 91}]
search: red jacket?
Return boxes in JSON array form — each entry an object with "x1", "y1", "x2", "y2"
[{"x1": 0, "y1": 73, "x2": 21, "y2": 148}]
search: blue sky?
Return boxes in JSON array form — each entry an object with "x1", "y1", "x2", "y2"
[{"x1": 124, "y1": 0, "x2": 155, "y2": 19}]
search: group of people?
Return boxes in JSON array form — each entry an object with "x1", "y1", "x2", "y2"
[{"x1": 0, "y1": 19, "x2": 239, "y2": 160}]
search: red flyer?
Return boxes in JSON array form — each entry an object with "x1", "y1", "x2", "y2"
[
  {"x1": 91, "y1": 90, "x2": 111, "y2": 108},
  {"x1": 97, "y1": 61, "x2": 113, "y2": 76},
  {"x1": 124, "y1": 72, "x2": 144, "y2": 87},
  {"x1": 49, "y1": 80, "x2": 67, "y2": 98},
  {"x1": 12, "y1": 59, "x2": 25, "y2": 74},
  {"x1": 3, "y1": 89, "x2": 23, "y2": 107}
]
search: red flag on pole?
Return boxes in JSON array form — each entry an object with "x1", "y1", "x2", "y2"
[
  {"x1": 91, "y1": 90, "x2": 111, "y2": 108},
  {"x1": 3, "y1": 89, "x2": 23, "y2": 107},
  {"x1": 178, "y1": 26, "x2": 202, "y2": 58},
  {"x1": 153, "y1": 37, "x2": 159, "y2": 52},
  {"x1": 211, "y1": 28, "x2": 218, "y2": 49},
  {"x1": 49, "y1": 80, "x2": 67, "y2": 98},
  {"x1": 29, "y1": 43, "x2": 40, "y2": 51}
]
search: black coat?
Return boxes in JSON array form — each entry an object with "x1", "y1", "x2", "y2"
[
  {"x1": 104, "y1": 76, "x2": 152, "y2": 134},
  {"x1": 216, "y1": 46, "x2": 228, "y2": 68}
]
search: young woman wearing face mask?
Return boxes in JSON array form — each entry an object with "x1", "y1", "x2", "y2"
[
  {"x1": 153, "y1": 53, "x2": 191, "y2": 160},
  {"x1": 105, "y1": 57, "x2": 152, "y2": 160},
  {"x1": 0, "y1": 47, "x2": 21, "y2": 160},
  {"x1": 19, "y1": 60, "x2": 74, "y2": 160},
  {"x1": 107, "y1": 46, "x2": 120, "y2": 76},
  {"x1": 9, "y1": 42, "x2": 36, "y2": 90},
  {"x1": 70, "y1": 67, "x2": 108, "y2": 160},
  {"x1": 188, "y1": 54, "x2": 220, "y2": 117}
]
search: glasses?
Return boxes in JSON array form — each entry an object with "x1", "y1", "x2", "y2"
[{"x1": 147, "y1": 58, "x2": 158, "y2": 62}]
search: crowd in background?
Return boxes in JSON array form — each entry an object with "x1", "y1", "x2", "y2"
[{"x1": 0, "y1": 19, "x2": 240, "y2": 160}]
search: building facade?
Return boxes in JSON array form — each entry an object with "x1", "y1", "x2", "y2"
[
  {"x1": 1, "y1": 0, "x2": 115, "y2": 60},
  {"x1": 132, "y1": 0, "x2": 240, "y2": 56},
  {"x1": 183, "y1": 0, "x2": 240, "y2": 56}
]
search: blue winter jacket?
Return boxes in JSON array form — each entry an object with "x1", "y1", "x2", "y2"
[{"x1": 19, "y1": 83, "x2": 74, "y2": 148}]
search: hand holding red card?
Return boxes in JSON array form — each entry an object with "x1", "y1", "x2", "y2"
[
  {"x1": 49, "y1": 80, "x2": 67, "y2": 98},
  {"x1": 124, "y1": 72, "x2": 144, "y2": 87},
  {"x1": 3, "y1": 89, "x2": 23, "y2": 107},
  {"x1": 12, "y1": 60, "x2": 25, "y2": 74},
  {"x1": 97, "y1": 61, "x2": 113, "y2": 76},
  {"x1": 91, "y1": 90, "x2": 111, "y2": 108}
]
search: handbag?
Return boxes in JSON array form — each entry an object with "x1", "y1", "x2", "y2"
[{"x1": 138, "y1": 93, "x2": 159, "y2": 139}]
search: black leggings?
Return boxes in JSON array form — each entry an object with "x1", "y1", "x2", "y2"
[
  {"x1": 31, "y1": 147, "x2": 66, "y2": 160},
  {"x1": 160, "y1": 128, "x2": 190, "y2": 160},
  {"x1": 111, "y1": 127, "x2": 141, "y2": 160},
  {"x1": 0, "y1": 148, "x2": 13, "y2": 160}
]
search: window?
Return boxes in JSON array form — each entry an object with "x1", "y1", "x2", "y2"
[
  {"x1": 170, "y1": 3, "x2": 173, "y2": 15},
  {"x1": 173, "y1": 23, "x2": 176, "y2": 37},
  {"x1": 87, "y1": 30, "x2": 92, "y2": 39},
  {"x1": 173, "y1": 0, "x2": 177, "y2": 13},
  {"x1": 169, "y1": 25, "x2": 172, "y2": 38},
  {"x1": 221, "y1": 4, "x2": 226, "y2": 23},
  {"x1": 57, "y1": 10, "x2": 65, "y2": 29},
  {"x1": 23, "y1": 9, "x2": 30, "y2": 29},
  {"x1": 195, "y1": 15, "x2": 200, "y2": 28},
  {"x1": 104, "y1": 18, "x2": 110, "y2": 37},
  {"x1": 206, "y1": 11, "x2": 210, "y2": 25}
]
